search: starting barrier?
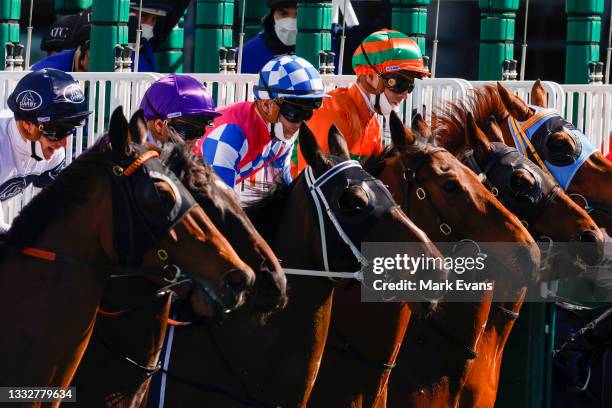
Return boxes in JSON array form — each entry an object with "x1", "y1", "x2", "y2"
[{"x1": 1, "y1": 72, "x2": 612, "y2": 222}]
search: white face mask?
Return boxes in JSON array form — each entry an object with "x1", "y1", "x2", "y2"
[
  {"x1": 274, "y1": 17, "x2": 297, "y2": 46},
  {"x1": 270, "y1": 121, "x2": 298, "y2": 142},
  {"x1": 141, "y1": 24, "x2": 155, "y2": 41},
  {"x1": 368, "y1": 91, "x2": 397, "y2": 117}
]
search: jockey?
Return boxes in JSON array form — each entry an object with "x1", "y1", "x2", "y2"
[
  {"x1": 0, "y1": 69, "x2": 90, "y2": 233},
  {"x1": 140, "y1": 74, "x2": 220, "y2": 151},
  {"x1": 197, "y1": 54, "x2": 326, "y2": 187},
  {"x1": 240, "y1": 0, "x2": 297, "y2": 74},
  {"x1": 292, "y1": 29, "x2": 430, "y2": 175}
]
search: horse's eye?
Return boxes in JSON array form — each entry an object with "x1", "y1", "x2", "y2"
[
  {"x1": 510, "y1": 170, "x2": 536, "y2": 193},
  {"x1": 338, "y1": 185, "x2": 369, "y2": 214},
  {"x1": 442, "y1": 180, "x2": 461, "y2": 193},
  {"x1": 152, "y1": 181, "x2": 177, "y2": 213}
]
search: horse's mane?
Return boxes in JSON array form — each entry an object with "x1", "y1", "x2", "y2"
[
  {"x1": 7, "y1": 136, "x2": 136, "y2": 247},
  {"x1": 363, "y1": 145, "x2": 397, "y2": 177},
  {"x1": 435, "y1": 85, "x2": 507, "y2": 155}
]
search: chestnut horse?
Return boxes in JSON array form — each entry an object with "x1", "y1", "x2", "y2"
[
  {"x1": 157, "y1": 122, "x2": 445, "y2": 408},
  {"x1": 412, "y1": 94, "x2": 602, "y2": 408},
  {"x1": 72, "y1": 110, "x2": 286, "y2": 407},
  {"x1": 494, "y1": 80, "x2": 612, "y2": 231},
  {"x1": 0, "y1": 107, "x2": 253, "y2": 406},
  {"x1": 307, "y1": 111, "x2": 538, "y2": 408}
]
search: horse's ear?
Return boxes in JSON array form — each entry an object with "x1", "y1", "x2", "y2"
[
  {"x1": 390, "y1": 111, "x2": 415, "y2": 148},
  {"x1": 109, "y1": 106, "x2": 129, "y2": 153},
  {"x1": 128, "y1": 109, "x2": 148, "y2": 145},
  {"x1": 299, "y1": 122, "x2": 326, "y2": 170},
  {"x1": 328, "y1": 125, "x2": 351, "y2": 161},
  {"x1": 411, "y1": 113, "x2": 433, "y2": 143},
  {"x1": 485, "y1": 116, "x2": 504, "y2": 143},
  {"x1": 531, "y1": 79, "x2": 547, "y2": 108},
  {"x1": 466, "y1": 112, "x2": 492, "y2": 161},
  {"x1": 496, "y1": 82, "x2": 534, "y2": 121}
]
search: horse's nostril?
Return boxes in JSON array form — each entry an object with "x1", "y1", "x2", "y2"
[
  {"x1": 578, "y1": 229, "x2": 604, "y2": 265},
  {"x1": 224, "y1": 268, "x2": 249, "y2": 291}
]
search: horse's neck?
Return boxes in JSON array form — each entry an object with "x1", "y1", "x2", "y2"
[
  {"x1": 0, "y1": 190, "x2": 111, "y2": 387},
  {"x1": 72, "y1": 288, "x2": 172, "y2": 407}
]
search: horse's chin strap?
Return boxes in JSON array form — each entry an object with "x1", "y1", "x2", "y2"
[{"x1": 304, "y1": 161, "x2": 369, "y2": 273}]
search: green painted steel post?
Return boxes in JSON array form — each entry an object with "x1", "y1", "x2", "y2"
[
  {"x1": 55, "y1": 0, "x2": 92, "y2": 15},
  {"x1": 0, "y1": 0, "x2": 20, "y2": 70},
  {"x1": 478, "y1": 0, "x2": 519, "y2": 80},
  {"x1": 156, "y1": 13, "x2": 184, "y2": 73},
  {"x1": 243, "y1": 0, "x2": 268, "y2": 42},
  {"x1": 194, "y1": 0, "x2": 234, "y2": 73},
  {"x1": 295, "y1": 0, "x2": 331, "y2": 69},
  {"x1": 390, "y1": 0, "x2": 430, "y2": 55},
  {"x1": 565, "y1": 0, "x2": 604, "y2": 84},
  {"x1": 90, "y1": 0, "x2": 128, "y2": 72}
]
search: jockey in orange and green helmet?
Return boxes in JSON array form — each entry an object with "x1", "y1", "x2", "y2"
[{"x1": 292, "y1": 29, "x2": 429, "y2": 176}]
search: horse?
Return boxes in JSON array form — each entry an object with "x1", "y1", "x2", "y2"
[
  {"x1": 71, "y1": 111, "x2": 287, "y2": 408},
  {"x1": 0, "y1": 106, "x2": 253, "y2": 406},
  {"x1": 422, "y1": 94, "x2": 602, "y2": 408},
  {"x1": 307, "y1": 111, "x2": 538, "y2": 408},
  {"x1": 487, "y1": 80, "x2": 612, "y2": 232},
  {"x1": 156, "y1": 122, "x2": 446, "y2": 408}
]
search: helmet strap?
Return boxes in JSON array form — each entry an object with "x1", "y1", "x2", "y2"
[{"x1": 30, "y1": 141, "x2": 43, "y2": 161}]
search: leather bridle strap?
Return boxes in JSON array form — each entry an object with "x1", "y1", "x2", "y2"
[{"x1": 397, "y1": 147, "x2": 455, "y2": 238}]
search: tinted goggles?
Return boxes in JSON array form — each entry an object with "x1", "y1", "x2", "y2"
[
  {"x1": 41, "y1": 119, "x2": 85, "y2": 141},
  {"x1": 168, "y1": 116, "x2": 214, "y2": 141},
  {"x1": 381, "y1": 73, "x2": 416, "y2": 94},
  {"x1": 278, "y1": 98, "x2": 322, "y2": 123}
]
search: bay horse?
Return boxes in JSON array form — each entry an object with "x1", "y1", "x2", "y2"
[
  {"x1": 493, "y1": 80, "x2": 612, "y2": 231},
  {"x1": 72, "y1": 110, "x2": 287, "y2": 407},
  {"x1": 0, "y1": 107, "x2": 253, "y2": 406},
  {"x1": 418, "y1": 95, "x2": 602, "y2": 408},
  {"x1": 157, "y1": 122, "x2": 446, "y2": 408},
  {"x1": 307, "y1": 112, "x2": 538, "y2": 408}
]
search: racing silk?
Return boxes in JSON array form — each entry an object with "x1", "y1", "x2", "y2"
[
  {"x1": 197, "y1": 101, "x2": 294, "y2": 187},
  {"x1": 31, "y1": 43, "x2": 157, "y2": 72},
  {"x1": 292, "y1": 83, "x2": 382, "y2": 176},
  {"x1": 240, "y1": 33, "x2": 275, "y2": 74},
  {"x1": 0, "y1": 110, "x2": 65, "y2": 232},
  {"x1": 32, "y1": 49, "x2": 75, "y2": 71}
]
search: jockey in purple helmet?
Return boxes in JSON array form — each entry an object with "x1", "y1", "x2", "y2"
[{"x1": 140, "y1": 74, "x2": 221, "y2": 151}]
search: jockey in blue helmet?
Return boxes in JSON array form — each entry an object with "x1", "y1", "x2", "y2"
[
  {"x1": 0, "y1": 68, "x2": 90, "y2": 232},
  {"x1": 196, "y1": 54, "x2": 327, "y2": 188}
]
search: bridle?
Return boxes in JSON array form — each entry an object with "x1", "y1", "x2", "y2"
[{"x1": 396, "y1": 146, "x2": 456, "y2": 239}]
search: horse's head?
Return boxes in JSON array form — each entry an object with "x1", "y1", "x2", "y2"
[
  {"x1": 105, "y1": 107, "x2": 255, "y2": 316},
  {"x1": 301, "y1": 122, "x2": 449, "y2": 305},
  {"x1": 366, "y1": 111, "x2": 539, "y2": 288},
  {"x1": 128, "y1": 110, "x2": 287, "y2": 313},
  {"x1": 496, "y1": 81, "x2": 612, "y2": 231},
  {"x1": 464, "y1": 112, "x2": 603, "y2": 271}
]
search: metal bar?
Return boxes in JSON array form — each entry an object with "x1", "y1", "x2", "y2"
[
  {"x1": 520, "y1": 0, "x2": 530, "y2": 81},
  {"x1": 134, "y1": 0, "x2": 144, "y2": 72},
  {"x1": 24, "y1": 0, "x2": 34, "y2": 69},
  {"x1": 606, "y1": 0, "x2": 612, "y2": 83},
  {"x1": 237, "y1": 0, "x2": 247, "y2": 73},
  {"x1": 431, "y1": 0, "x2": 441, "y2": 78},
  {"x1": 338, "y1": 0, "x2": 348, "y2": 75}
]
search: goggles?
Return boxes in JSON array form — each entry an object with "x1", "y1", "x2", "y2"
[
  {"x1": 382, "y1": 73, "x2": 416, "y2": 94},
  {"x1": 278, "y1": 98, "x2": 322, "y2": 123},
  {"x1": 40, "y1": 119, "x2": 85, "y2": 141},
  {"x1": 168, "y1": 116, "x2": 215, "y2": 141}
]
